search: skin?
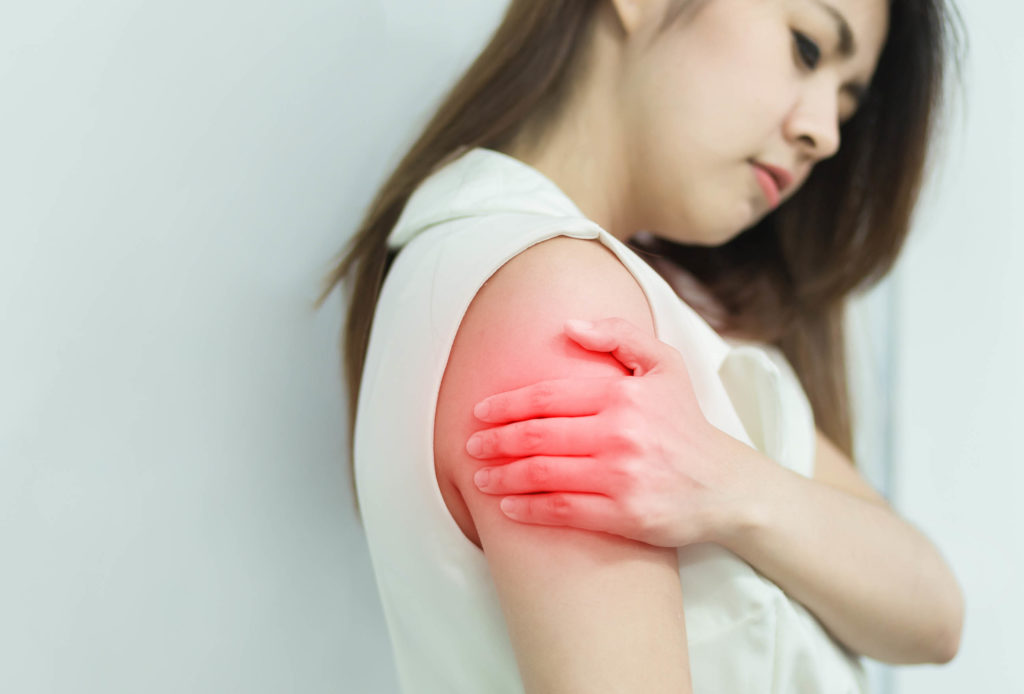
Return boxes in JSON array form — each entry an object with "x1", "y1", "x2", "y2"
[
  {"x1": 460, "y1": 0, "x2": 963, "y2": 666},
  {"x1": 466, "y1": 317, "x2": 964, "y2": 663},
  {"x1": 505, "y1": 0, "x2": 888, "y2": 245},
  {"x1": 435, "y1": 238, "x2": 695, "y2": 691}
]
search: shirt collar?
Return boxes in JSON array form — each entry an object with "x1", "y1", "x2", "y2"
[
  {"x1": 387, "y1": 146, "x2": 591, "y2": 249},
  {"x1": 386, "y1": 146, "x2": 759, "y2": 377}
]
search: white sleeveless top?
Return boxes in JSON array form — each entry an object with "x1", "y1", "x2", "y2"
[{"x1": 354, "y1": 147, "x2": 869, "y2": 693}]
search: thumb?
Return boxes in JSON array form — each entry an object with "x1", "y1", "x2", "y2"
[{"x1": 564, "y1": 317, "x2": 674, "y2": 377}]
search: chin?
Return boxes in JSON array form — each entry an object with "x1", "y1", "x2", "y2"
[
  {"x1": 648, "y1": 227, "x2": 735, "y2": 248},
  {"x1": 704, "y1": 225, "x2": 747, "y2": 247},
  {"x1": 644, "y1": 208, "x2": 750, "y2": 247}
]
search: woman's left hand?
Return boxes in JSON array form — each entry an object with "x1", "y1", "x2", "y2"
[{"x1": 466, "y1": 317, "x2": 765, "y2": 548}]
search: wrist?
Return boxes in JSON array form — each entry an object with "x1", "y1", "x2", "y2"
[{"x1": 709, "y1": 436, "x2": 782, "y2": 553}]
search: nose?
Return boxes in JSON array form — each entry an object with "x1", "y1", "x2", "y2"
[{"x1": 784, "y1": 81, "x2": 842, "y2": 162}]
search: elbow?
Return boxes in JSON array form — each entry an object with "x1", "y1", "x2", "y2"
[
  {"x1": 930, "y1": 629, "x2": 960, "y2": 666},
  {"x1": 932, "y1": 627, "x2": 961, "y2": 665},
  {"x1": 931, "y1": 586, "x2": 965, "y2": 665}
]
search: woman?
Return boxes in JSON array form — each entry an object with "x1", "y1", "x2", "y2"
[{"x1": 317, "y1": 0, "x2": 965, "y2": 691}]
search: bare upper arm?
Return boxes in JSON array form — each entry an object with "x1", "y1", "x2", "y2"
[
  {"x1": 433, "y1": 235, "x2": 692, "y2": 693},
  {"x1": 812, "y1": 429, "x2": 890, "y2": 508}
]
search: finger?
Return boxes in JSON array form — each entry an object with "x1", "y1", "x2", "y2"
[
  {"x1": 474, "y1": 455, "x2": 614, "y2": 495},
  {"x1": 473, "y1": 377, "x2": 615, "y2": 423},
  {"x1": 498, "y1": 492, "x2": 621, "y2": 536},
  {"x1": 466, "y1": 415, "x2": 604, "y2": 459},
  {"x1": 564, "y1": 317, "x2": 682, "y2": 377}
]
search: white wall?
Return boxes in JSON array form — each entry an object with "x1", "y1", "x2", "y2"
[
  {"x1": 884, "y1": 1, "x2": 1023, "y2": 690},
  {"x1": 0, "y1": 1, "x2": 504, "y2": 691},
  {"x1": 1, "y1": 1, "x2": 1013, "y2": 692},
  {"x1": 842, "y1": 4, "x2": 1024, "y2": 691}
]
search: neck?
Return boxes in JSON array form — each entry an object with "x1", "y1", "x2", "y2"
[{"x1": 499, "y1": 51, "x2": 639, "y2": 243}]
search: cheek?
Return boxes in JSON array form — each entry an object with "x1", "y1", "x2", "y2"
[
  {"x1": 652, "y1": 62, "x2": 777, "y2": 160},
  {"x1": 616, "y1": 31, "x2": 789, "y2": 239},
  {"x1": 631, "y1": 152, "x2": 747, "y2": 245},
  {"x1": 686, "y1": 27, "x2": 794, "y2": 143}
]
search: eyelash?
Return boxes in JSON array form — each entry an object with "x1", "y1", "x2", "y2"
[{"x1": 792, "y1": 31, "x2": 821, "y2": 69}]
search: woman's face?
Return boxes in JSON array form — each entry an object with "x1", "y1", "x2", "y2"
[{"x1": 617, "y1": 0, "x2": 890, "y2": 245}]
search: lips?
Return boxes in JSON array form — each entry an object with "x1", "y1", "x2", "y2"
[
  {"x1": 752, "y1": 164, "x2": 781, "y2": 208},
  {"x1": 750, "y1": 161, "x2": 794, "y2": 208}
]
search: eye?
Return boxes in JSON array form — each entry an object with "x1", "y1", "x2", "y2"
[{"x1": 792, "y1": 31, "x2": 821, "y2": 69}]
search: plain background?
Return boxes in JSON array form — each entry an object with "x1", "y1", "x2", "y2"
[{"x1": 1, "y1": 1, "x2": 1018, "y2": 692}]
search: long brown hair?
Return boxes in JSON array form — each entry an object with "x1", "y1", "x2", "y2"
[{"x1": 314, "y1": 0, "x2": 966, "y2": 523}]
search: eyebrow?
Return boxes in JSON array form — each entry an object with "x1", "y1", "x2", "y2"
[{"x1": 809, "y1": 0, "x2": 870, "y2": 108}]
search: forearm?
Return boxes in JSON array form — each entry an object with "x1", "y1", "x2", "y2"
[{"x1": 717, "y1": 456, "x2": 964, "y2": 664}]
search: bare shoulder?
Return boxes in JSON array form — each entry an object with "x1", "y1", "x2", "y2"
[{"x1": 433, "y1": 234, "x2": 692, "y2": 693}]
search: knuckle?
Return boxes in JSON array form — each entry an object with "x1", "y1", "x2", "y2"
[
  {"x1": 625, "y1": 500, "x2": 648, "y2": 533},
  {"x1": 614, "y1": 457, "x2": 644, "y2": 488},
  {"x1": 518, "y1": 420, "x2": 545, "y2": 452},
  {"x1": 528, "y1": 382, "x2": 555, "y2": 412},
  {"x1": 606, "y1": 420, "x2": 644, "y2": 452},
  {"x1": 607, "y1": 461, "x2": 635, "y2": 490},
  {"x1": 612, "y1": 459, "x2": 647, "y2": 500},
  {"x1": 546, "y1": 495, "x2": 572, "y2": 519},
  {"x1": 666, "y1": 346, "x2": 688, "y2": 370},
  {"x1": 604, "y1": 427, "x2": 631, "y2": 451},
  {"x1": 624, "y1": 496, "x2": 659, "y2": 536},
  {"x1": 527, "y1": 459, "x2": 551, "y2": 485},
  {"x1": 612, "y1": 377, "x2": 643, "y2": 405}
]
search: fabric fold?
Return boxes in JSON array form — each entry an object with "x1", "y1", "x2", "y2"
[
  {"x1": 718, "y1": 345, "x2": 787, "y2": 465},
  {"x1": 357, "y1": 145, "x2": 862, "y2": 693}
]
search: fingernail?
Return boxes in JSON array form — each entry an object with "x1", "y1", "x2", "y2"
[
  {"x1": 466, "y1": 435, "x2": 483, "y2": 457},
  {"x1": 473, "y1": 400, "x2": 490, "y2": 419},
  {"x1": 474, "y1": 469, "x2": 490, "y2": 487},
  {"x1": 500, "y1": 497, "x2": 519, "y2": 516},
  {"x1": 566, "y1": 319, "x2": 594, "y2": 331}
]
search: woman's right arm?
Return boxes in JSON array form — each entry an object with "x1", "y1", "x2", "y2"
[{"x1": 434, "y1": 235, "x2": 693, "y2": 693}]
